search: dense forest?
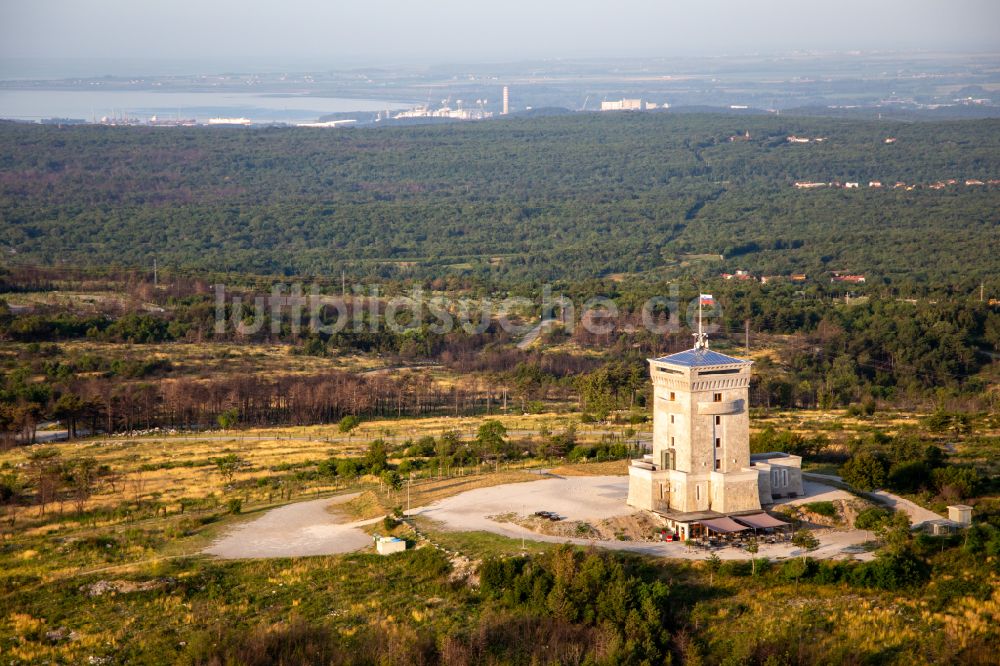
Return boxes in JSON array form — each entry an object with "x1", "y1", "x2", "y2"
[
  {"x1": 1, "y1": 114, "x2": 998, "y2": 290},
  {"x1": 0, "y1": 113, "x2": 997, "y2": 438},
  {"x1": 0, "y1": 269, "x2": 996, "y2": 440}
]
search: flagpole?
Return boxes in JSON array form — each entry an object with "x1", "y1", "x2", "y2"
[{"x1": 698, "y1": 296, "x2": 703, "y2": 348}]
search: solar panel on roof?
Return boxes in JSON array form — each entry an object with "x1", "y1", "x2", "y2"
[{"x1": 652, "y1": 348, "x2": 750, "y2": 367}]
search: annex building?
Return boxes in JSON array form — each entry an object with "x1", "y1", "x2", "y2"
[{"x1": 627, "y1": 334, "x2": 802, "y2": 540}]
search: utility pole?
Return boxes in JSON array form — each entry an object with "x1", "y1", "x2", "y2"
[
  {"x1": 981, "y1": 283, "x2": 985, "y2": 303},
  {"x1": 745, "y1": 319, "x2": 750, "y2": 355},
  {"x1": 153, "y1": 258, "x2": 157, "y2": 288},
  {"x1": 521, "y1": 504, "x2": 526, "y2": 553}
]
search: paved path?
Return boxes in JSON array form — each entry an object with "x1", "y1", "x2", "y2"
[
  {"x1": 803, "y1": 472, "x2": 944, "y2": 527},
  {"x1": 866, "y1": 490, "x2": 942, "y2": 526},
  {"x1": 203, "y1": 493, "x2": 380, "y2": 559}
]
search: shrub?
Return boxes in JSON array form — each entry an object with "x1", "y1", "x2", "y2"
[
  {"x1": 226, "y1": 498, "x2": 243, "y2": 515},
  {"x1": 888, "y1": 460, "x2": 932, "y2": 493},
  {"x1": 338, "y1": 415, "x2": 360, "y2": 433},
  {"x1": 852, "y1": 548, "x2": 930, "y2": 590},
  {"x1": 0, "y1": 473, "x2": 21, "y2": 504},
  {"x1": 405, "y1": 546, "x2": 452, "y2": 579},
  {"x1": 365, "y1": 440, "x2": 389, "y2": 474},
  {"x1": 779, "y1": 557, "x2": 814, "y2": 581},
  {"x1": 814, "y1": 560, "x2": 849, "y2": 584},
  {"x1": 840, "y1": 451, "x2": 888, "y2": 491},
  {"x1": 217, "y1": 408, "x2": 239, "y2": 429},
  {"x1": 854, "y1": 506, "x2": 893, "y2": 531},
  {"x1": 336, "y1": 459, "x2": 364, "y2": 479},
  {"x1": 719, "y1": 559, "x2": 752, "y2": 577},
  {"x1": 931, "y1": 465, "x2": 980, "y2": 499},
  {"x1": 804, "y1": 501, "x2": 837, "y2": 518}
]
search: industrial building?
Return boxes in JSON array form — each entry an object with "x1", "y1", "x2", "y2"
[{"x1": 601, "y1": 98, "x2": 645, "y2": 111}]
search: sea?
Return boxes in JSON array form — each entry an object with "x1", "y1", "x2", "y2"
[{"x1": 0, "y1": 89, "x2": 408, "y2": 124}]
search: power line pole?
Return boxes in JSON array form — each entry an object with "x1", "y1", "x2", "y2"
[
  {"x1": 153, "y1": 258, "x2": 157, "y2": 288},
  {"x1": 981, "y1": 283, "x2": 985, "y2": 303},
  {"x1": 745, "y1": 319, "x2": 750, "y2": 355}
]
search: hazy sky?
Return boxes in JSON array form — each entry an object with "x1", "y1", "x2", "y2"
[{"x1": 2, "y1": 0, "x2": 999, "y2": 69}]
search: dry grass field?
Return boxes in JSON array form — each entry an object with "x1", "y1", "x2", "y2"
[
  {"x1": 4, "y1": 405, "x2": 993, "y2": 529},
  {"x1": 0, "y1": 339, "x2": 388, "y2": 379},
  {"x1": 0, "y1": 411, "x2": 646, "y2": 529}
]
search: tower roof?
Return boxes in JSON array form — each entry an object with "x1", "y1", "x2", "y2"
[{"x1": 651, "y1": 347, "x2": 750, "y2": 368}]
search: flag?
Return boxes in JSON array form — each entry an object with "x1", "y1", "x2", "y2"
[{"x1": 699, "y1": 293, "x2": 715, "y2": 305}]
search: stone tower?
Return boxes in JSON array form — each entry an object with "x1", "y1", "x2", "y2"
[{"x1": 627, "y1": 341, "x2": 762, "y2": 516}]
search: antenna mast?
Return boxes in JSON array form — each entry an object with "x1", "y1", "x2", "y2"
[{"x1": 695, "y1": 294, "x2": 712, "y2": 349}]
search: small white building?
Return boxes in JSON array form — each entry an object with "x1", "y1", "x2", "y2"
[
  {"x1": 948, "y1": 504, "x2": 973, "y2": 526},
  {"x1": 375, "y1": 535, "x2": 406, "y2": 555}
]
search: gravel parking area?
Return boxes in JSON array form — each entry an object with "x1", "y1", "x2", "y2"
[
  {"x1": 203, "y1": 473, "x2": 936, "y2": 561},
  {"x1": 204, "y1": 493, "x2": 379, "y2": 559}
]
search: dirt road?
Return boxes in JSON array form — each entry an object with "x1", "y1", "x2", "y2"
[{"x1": 204, "y1": 493, "x2": 379, "y2": 559}]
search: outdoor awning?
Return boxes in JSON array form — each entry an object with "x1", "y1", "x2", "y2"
[
  {"x1": 697, "y1": 517, "x2": 749, "y2": 533},
  {"x1": 734, "y1": 513, "x2": 789, "y2": 530}
]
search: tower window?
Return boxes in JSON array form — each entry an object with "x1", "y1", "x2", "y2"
[
  {"x1": 713, "y1": 393, "x2": 722, "y2": 402},
  {"x1": 670, "y1": 415, "x2": 675, "y2": 424},
  {"x1": 715, "y1": 415, "x2": 721, "y2": 425},
  {"x1": 671, "y1": 437, "x2": 675, "y2": 447},
  {"x1": 715, "y1": 437, "x2": 721, "y2": 448},
  {"x1": 696, "y1": 485, "x2": 701, "y2": 501},
  {"x1": 670, "y1": 391, "x2": 676, "y2": 401},
  {"x1": 715, "y1": 459, "x2": 721, "y2": 470}
]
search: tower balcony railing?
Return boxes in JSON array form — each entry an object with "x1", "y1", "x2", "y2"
[{"x1": 697, "y1": 399, "x2": 743, "y2": 415}]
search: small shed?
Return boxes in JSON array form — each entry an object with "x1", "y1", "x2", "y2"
[
  {"x1": 924, "y1": 519, "x2": 960, "y2": 536},
  {"x1": 948, "y1": 505, "x2": 973, "y2": 526},
  {"x1": 375, "y1": 535, "x2": 406, "y2": 555}
]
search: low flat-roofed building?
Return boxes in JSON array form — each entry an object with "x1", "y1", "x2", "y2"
[
  {"x1": 948, "y1": 504, "x2": 973, "y2": 526},
  {"x1": 375, "y1": 535, "x2": 407, "y2": 555},
  {"x1": 750, "y1": 451, "x2": 804, "y2": 504}
]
